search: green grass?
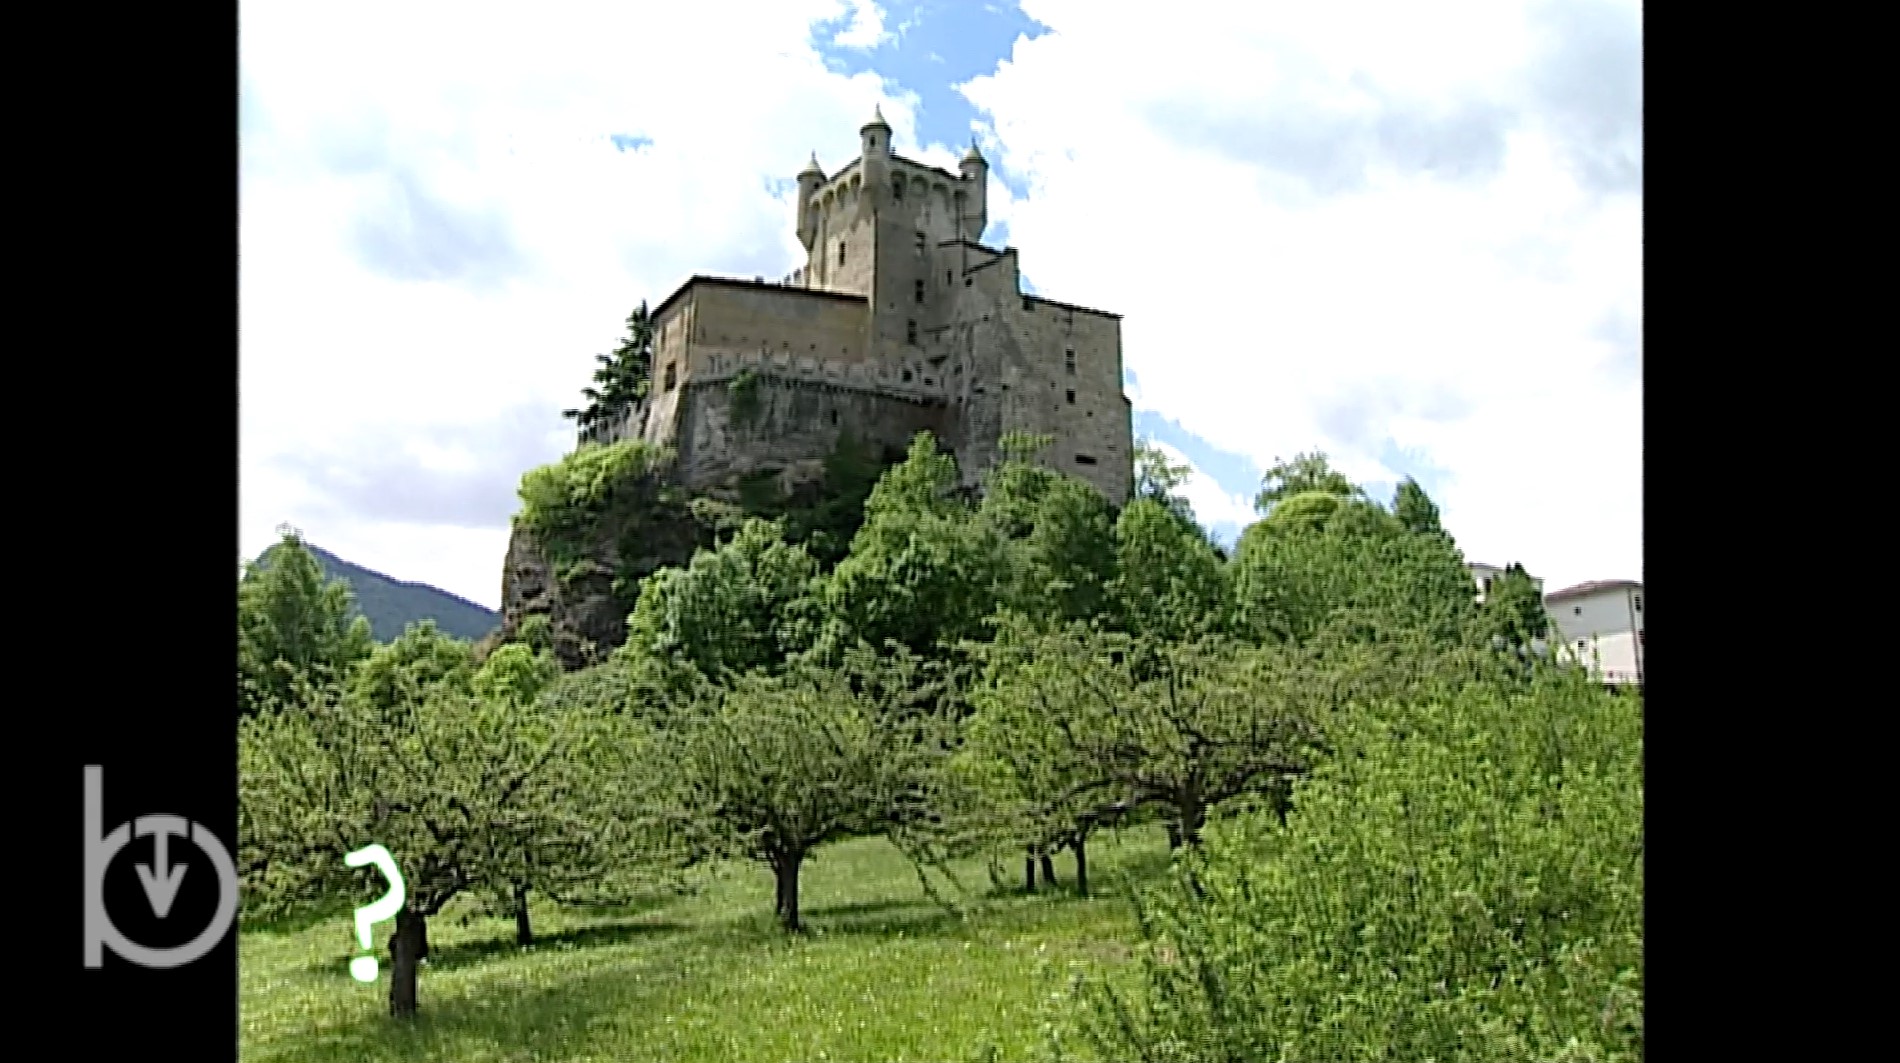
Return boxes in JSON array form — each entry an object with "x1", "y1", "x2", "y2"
[{"x1": 241, "y1": 825, "x2": 1172, "y2": 1062}]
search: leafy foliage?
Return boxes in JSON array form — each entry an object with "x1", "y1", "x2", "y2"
[
  {"x1": 1062, "y1": 665, "x2": 1643, "y2": 1062},
  {"x1": 643, "y1": 648, "x2": 955, "y2": 930},
  {"x1": 1109, "y1": 498, "x2": 1229, "y2": 643},
  {"x1": 621, "y1": 518, "x2": 823, "y2": 681},
  {"x1": 820, "y1": 433, "x2": 1006, "y2": 659},
  {"x1": 1253, "y1": 451, "x2": 1363, "y2": 515}
]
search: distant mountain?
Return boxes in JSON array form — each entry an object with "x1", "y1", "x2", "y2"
[{"x1": 257, "y1": 542, "x2": 501, "y2": 644}]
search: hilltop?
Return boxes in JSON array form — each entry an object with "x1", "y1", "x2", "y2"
[{"x1": 256, "y1": 541, "x2": 500, "y2": 643}]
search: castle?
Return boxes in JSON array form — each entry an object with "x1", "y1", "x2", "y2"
[{"x1": 581, "y1": 107, "x2": 1134, "y2": 503}]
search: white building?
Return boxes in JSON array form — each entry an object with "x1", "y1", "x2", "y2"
[{"x1": 1544, "y1": 579, "x2": 1644, "y2": 687}]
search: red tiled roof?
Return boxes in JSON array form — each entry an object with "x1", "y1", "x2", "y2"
[{"x1": 1544, "y1": 579, "x2": 1641, "y2": 602}]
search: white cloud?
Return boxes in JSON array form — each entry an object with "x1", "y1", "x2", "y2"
[
  {"x1": 958, "y1": 0, "x2": 1642, "y2": 591},
  {"x1": 828, "y1": 0, "x2": 893, "y2": 49}
]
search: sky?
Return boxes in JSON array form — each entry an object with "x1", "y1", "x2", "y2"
[{"x1": 240, "y1": 0, "x2": 1642, "y2": 611}]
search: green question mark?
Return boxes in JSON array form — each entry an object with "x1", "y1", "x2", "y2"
[{"x1": 342, "y1": 845, "x2": 405, "y2": 982}]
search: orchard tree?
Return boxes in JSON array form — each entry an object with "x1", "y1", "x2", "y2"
[
  {"x1": 239, "y1": 643, "x2": 647, "y2": 1017},
  {"x1": 238, "y1": 527, "x2": 373, "y2": 716},
  {"x1": 649, "y1": 647, "x2": 954, "y2": 931},
  {"x1": 947, "y1": 618, "x2": 1134, "y2": 895},
  {"x1": 984, "y1": 620, "x2": 1322, "y2": 850}
]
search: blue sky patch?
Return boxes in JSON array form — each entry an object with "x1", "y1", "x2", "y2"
[
  {"x1": 610, "y1": 133, "x2": 652, "y2": 153},
  {"x1": 810, "y1": 0, "x2": 1048, "y2": 208}
]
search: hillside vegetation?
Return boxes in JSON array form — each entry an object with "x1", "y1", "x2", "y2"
[{"x1": 238, "y1": 426, "x2": 1640, "y2": 1062}]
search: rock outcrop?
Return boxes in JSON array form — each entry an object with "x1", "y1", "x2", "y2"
[{"x1": 497, "y1": 470, "x2": 710, "y2": 671}]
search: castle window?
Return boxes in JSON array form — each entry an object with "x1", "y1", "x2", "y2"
[
  {"x1": 1066, "y1": 389, "x2": 1075, "y2": 404},
  {"x1": 902, "y1": 369, "x2": 913, "y2": 382},
  {"x1": 915, "y1": 279, "x2": 925, "y2": 303},
  {"x1": 915, "y1": 231, "x2": 926, "y2": 253},
  {"x1": 946, "y1": 270, "x2": 952, "y2": 284},
  {"x1": 830, "y1": 410, "x2": 839, "y2": 426},
  {"x1": 907, "y1": 320, "x2": 918, "y2": 344},
  {"x1": 838, "y1": 241, "x2": 846, "y2": 266},
  {"x1": 664, "y1": 363, "x2": 677, "y2": 391},
  {"x1": 1023, "y1": 298, "x2": 1034, "y2": 311},
  {"x1": 1074, "y1": 454, "x2": 1098, "y2": 466},
  {"x1": 1065, "y1": 347, "x2": 1076, "y2": 374},
  {"x1": 965, "y1": 277, "x2": 972, "y2": 287},
  {"x1": 893, "y1": 179, "x2": 904, "y2": 201}
]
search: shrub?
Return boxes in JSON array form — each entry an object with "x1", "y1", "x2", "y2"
[{"x1": 1056, "y1": 665, "x2": 1643, "y2": 1062}]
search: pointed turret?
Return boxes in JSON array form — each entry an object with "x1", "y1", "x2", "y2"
[
  {"x1": 796, "y1": 152, "x2": 825, "y2": 252},
  {"x1": 959, "y1": 137, "x2": 989, "y2": 241},
  {"x1": 861, "y1": 105, "x2": 891, "y2": 157}
]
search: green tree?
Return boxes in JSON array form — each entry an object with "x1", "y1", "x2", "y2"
[
  {"x1": 1480, "y1": 562, "x2": 1551, "y2": 656},
  {"x1": 819, "y1": 433, "x2": 1005, "y2": 659},
  {"x1": 1109, "y1": 498, "x2": 1229, "y2": 643},
  {"x1": 621, "y1": 518, "x2": 823, "y2": 680},
  {"x1": 979, "y1": 440, "x2": 1119, "y2": 628},
  {"x1": 238, "y1": 527, "x2": 374, "y2": 717},
  {"x1": 1393, "y1": 476, "x2": 1444, "y2": 535},
  {"x1": 563, "y1": 301, "x2": 655, "y2": 433},
  {"x1": 1253, "y1": 451, "x2": 1362, "y2": 515},
  {"x1": 1063, "y1": 664, "x2": 1643, "y2": 1063},
  {"x1": 983, "y1": 622, "x2": 1321, "y2": 850},
  {"x1": 239, "y1": 643, "x2": 647, "y2": 1017},
  {"x1": 1232, "y1": 476, "x2": 1475, "y2": 648},
  {"x1": 1133, "y1": 439, "x2": 1197, "y2": 525},
  {"x1": 648, "y1": 648, "x2": 954, "y2": 931}
]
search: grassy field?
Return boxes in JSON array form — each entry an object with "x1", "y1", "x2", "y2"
[{"x1": 240, "y1": 824, "x2": 1173, "y2": 1062}]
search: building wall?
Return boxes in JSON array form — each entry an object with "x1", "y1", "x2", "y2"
[
  {"x1": 1557, "y1": 630, "x2": 1643, "y2": 686},
  {"x1": 1548, "y1": 585, "x2": 1645, "y2": 683},
  {"x1": 672, "y1": 373, "x2": 950, "y2": 491}
]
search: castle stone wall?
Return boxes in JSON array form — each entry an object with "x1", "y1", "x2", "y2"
[{"x1": 673, "y1": 373, "x2": 951, "y2": 491}]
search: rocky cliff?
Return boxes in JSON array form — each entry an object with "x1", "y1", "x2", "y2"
[{"x1": 496, "y1": 433, "x2": 896, "y2": 670}]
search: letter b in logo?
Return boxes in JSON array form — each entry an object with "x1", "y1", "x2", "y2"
[{"x1": 83, "y1": 766, "x2": 238, "y2": 969}]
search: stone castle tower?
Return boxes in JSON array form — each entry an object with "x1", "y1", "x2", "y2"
[{"x1": 584, "y1": 107, "x2": 1134, "y2": 503}]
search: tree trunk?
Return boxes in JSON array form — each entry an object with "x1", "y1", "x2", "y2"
[
  {"x1": 1072, "y1": 836, "x2": 1089, "y2": 897},
  {"x1": 513, "y1": 884, "x2": 533, "y2": 947},
  {"x1": 1025, "y1": 852, "x2": 1037, "y2": 892},
  {"x1": 1039, "y1": 852, "x2": 1058, "y2": 889},
  {"x1": 773, "y1": 852, "x2": 805, "y2": 932},
  {"x1": 416, "y1": 913, "x2": 430, "y2": 962},
  {"x1": 1166, "y1": 820, "x2": 1182, "y2": 850},
  {"x1": 1181, "y1": 802, "x2": 1207, "y2": 847},
  {"x1": 388, "y1": 907, "x2": 423, "y2": 1018}
]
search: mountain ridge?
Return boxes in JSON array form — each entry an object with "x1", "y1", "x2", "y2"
[{"x1": 257, "y1": 541, "x2": 501, "y2": 644}]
